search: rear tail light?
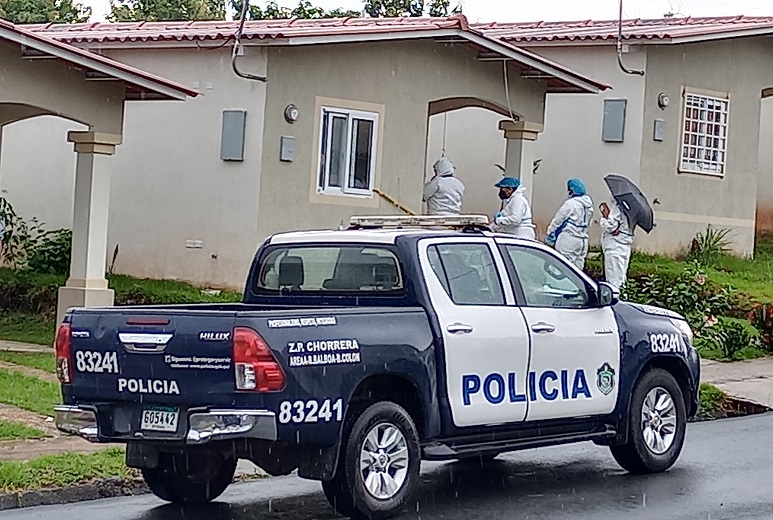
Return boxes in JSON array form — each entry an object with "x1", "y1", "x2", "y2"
[
  {"x1": 232, "y1": 327, "x2": 286, "y2": 392},
  {"x1": 55, "y1": 323, "x2": 72, "y2": 384}
]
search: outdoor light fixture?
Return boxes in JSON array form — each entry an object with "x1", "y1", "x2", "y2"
[
  {"x1": 284, "y1": 104, "x2": 300, "y2": 124},
  {"x1": 658, "y1": 93, "x2": 670, "y2": 110}
]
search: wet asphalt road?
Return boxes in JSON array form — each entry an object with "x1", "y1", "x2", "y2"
[{"x1": 7, "y1": 414, "x2": 773, "y2": 520}]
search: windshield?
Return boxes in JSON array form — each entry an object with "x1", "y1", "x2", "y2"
[{"x1": 255, "y1": 245, "x2": 404, "y2": 294}]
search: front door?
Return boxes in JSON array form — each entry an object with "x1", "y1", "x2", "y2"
[
  {"x1": 419, "y1": 238, "x2": 531, "y2": 428},
  {"x1": 498, "y1": 242, "x2": 621, "y2": 422}
]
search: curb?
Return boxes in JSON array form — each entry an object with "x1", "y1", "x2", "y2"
[
  {"x1": 0, "y1": 472, "x2": 268, "y2": 511},
  {"x1": 0, "y1": 478, "x2": 149, "y2": 511}
]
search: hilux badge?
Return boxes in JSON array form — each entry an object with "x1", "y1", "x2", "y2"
[{"x1": 596, "y1": 362, "x2": 615, "y2": 396}]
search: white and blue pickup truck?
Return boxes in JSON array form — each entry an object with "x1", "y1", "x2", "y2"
[{"x1": 53, "y1": 215, "x2": 699, "y2": 520}]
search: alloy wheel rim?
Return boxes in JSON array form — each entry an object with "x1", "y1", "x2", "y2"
[
  {"x1": 359, "y1": 423, "x2": 409, "y2": 500},
  {"x1": 641, "y1": 386, "x2": 677, "y2": 455}
]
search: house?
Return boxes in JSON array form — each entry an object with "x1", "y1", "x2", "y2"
[
  {"x1": 0, "y1": 16, "x2": 606, "y2": 288},
  {"x1": 427, "y1": 16, "x2": 773, "y2": 256},
  {"x1": 0, "y1": 18, "x2": 196, "y2": 322}
]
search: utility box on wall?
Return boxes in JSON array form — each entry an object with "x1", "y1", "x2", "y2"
[
  {"x1": 602, "y1": 99, "x2": 627, "y2": 143},
  {"x1": 220, "y1": 110, "x2": 247, "y2": 161}
]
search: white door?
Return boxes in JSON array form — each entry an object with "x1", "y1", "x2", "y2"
[
  {"x1": 498, "y1": 242, "x2": 621, "y2": 422},
  {"x1": 419, "y1": 238, "x2": 531, "y2": 428}
]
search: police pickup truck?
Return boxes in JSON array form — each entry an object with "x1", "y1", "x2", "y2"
[{"x1": 54, "y1": 215, "x2": 699, "y2": 520}]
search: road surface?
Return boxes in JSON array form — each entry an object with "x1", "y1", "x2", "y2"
[{"x1": 7, "y1": 414, "x2": 773, "y2": 520}]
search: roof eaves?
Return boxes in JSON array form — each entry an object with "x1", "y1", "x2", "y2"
[
  {"x1": 0, "y1": 20, "x2": 198, "y2": 100},
  {"x1": 461, "y1": 30, "x2": 611, "y2": 93}
]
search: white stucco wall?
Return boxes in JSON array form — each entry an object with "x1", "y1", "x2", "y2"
[
  {"x1": 426, "y1": 46, "x2": 647, "y2": 243},
  {"x1": 757, "y1": 97, "x2": 773, "y2": 234},
  {"x1": 0, "y1": 46, "x2": 267, "y2": 288}
]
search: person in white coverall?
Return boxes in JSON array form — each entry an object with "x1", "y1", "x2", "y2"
[
  {"x1": 600, "y1": 200, "x2": 634, "y2": 290},
  {"x1": 423, "y1": 157, "x2": 465, "y2": 215},
  {"x1": 491, "y1": 176, "x2": 536, "y2": 240},
  {"x1": 546, "y1": 178, "x2": 594, "y2": 270}
]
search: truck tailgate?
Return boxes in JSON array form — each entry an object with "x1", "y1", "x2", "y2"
[{"x1": 67, "y1": 308, "x2": 237, "y2": 405}]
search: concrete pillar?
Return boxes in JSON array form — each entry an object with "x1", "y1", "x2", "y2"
[
  {"x1": 56, "y1": 131, "x2": 122, "y2": 325},
  {"x1": 499, "y1": 120, "x2": 543, "y2": 204}
]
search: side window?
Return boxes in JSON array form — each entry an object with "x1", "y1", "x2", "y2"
[
  {"x1": 504, "y1": 245, "x2": 590, "y2": 308},
  {"x1": 427, "y1": 243, "x2": 505, "y2": 306}
]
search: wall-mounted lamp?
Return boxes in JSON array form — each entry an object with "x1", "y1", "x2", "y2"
[{"x1": 284, "y1": 104, "x2": 300, "y2": 124}]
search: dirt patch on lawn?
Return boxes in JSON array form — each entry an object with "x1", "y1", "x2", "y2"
[
  {"x1": 0, "y1": 404, "x2": 58, "y2": 436},
  {"x1": 0, "y1": 362, "x2": 57, "y2": 383}
]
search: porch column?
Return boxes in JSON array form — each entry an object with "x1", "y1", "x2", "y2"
[
  {"x1": 56, "y1": 131, "x2": 122, "y2": 325},
  {"x1": 499, "y1": 121, "x2": 543, "y2": 204}
]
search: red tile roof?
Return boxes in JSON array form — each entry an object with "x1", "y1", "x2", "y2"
[
  {"x1": 23, "y1": 17, "x2": 465, "y2": 44},
  {"x1": 23, "y1": 16, "x2": 610, "y2": 93},
  {"x1": 0, "y1": 18, "x2": 197, "y2": 100},
  {"x1": 472, "y1": 15, "x2": 773, "y2": 44}
]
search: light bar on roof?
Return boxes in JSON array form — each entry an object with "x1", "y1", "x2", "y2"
[{"x1": 350, "y1": 215, "x2": 490, "y2": 228}]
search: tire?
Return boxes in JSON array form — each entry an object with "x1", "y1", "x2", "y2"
[
  {"x1": 610, "y1": 368, "x2": 687, "y2": 474},
  {"x1": 322, "y1": 401, "x2": 420, "y2": 520},
  {"x1": 142, "y1": 451, "x2": 237, "y2": 505}
]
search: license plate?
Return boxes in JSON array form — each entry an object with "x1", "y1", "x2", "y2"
[{"x1": 140, "y1": 407, "x2": 179, "y2": 432}]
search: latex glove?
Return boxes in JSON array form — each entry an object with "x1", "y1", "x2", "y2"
[
  {"x1": 493, "y1": 212, "x2": 502, "y2": 222},
  {"x1": 545, "y1": 233, "x2": 557, "y2": 247}
]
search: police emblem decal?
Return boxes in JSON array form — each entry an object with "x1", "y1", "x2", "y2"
[{"x1": 596, "y1": 362, "x2": 615, "y2": 396}]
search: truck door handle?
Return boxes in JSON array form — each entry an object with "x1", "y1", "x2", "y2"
[
  {"x1": 447, "y1": 323, "x2": 473, "y2": 334},
  {"x1": 531, "y1": 322, "x2": 556, "y2": 334}
]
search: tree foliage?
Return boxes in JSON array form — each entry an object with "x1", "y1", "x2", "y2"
[
  {"x1": 109, "y1": 0, "x2": 225, "y2": 21},
  {"x1": 230, "y1": 0, "x2": 359, "y2": 20},
  {"x1": 363, "y1": 0, "x2": 461, "y2": 17},
  {"x1": 0, "y1": 0, "x2": 90, "y2": 23}
]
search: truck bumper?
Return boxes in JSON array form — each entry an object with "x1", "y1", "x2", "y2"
[{"x1": 54, "y1": 405, "x2": 278, "y2": 445}]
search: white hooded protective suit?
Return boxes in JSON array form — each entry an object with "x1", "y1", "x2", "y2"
[
  {"x1": 423, "y1": 158, "x2": 465, "y2": 215},
  {"x1": 547, "y1": 194, "x2": 594, "y2": 269},
  {"x1": 600, "y1": 201, "x2": 634, "y2": 290},
  {"x1": 492, "y1": 186, "x2": 536, "y2": 239}
]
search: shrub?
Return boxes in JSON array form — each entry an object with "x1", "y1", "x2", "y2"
[
  {"x1": 26, "y1": 229, "x2": 72, "y2": 276},
  {"x1": 698, "y1": 384, "x2": 726, "y2": 419},
  {"x1": 688, "y1": 225, "x2": 732, "y2": 266},
  {"x1": 695, "y1": 316, "x2": 763, "y2": 362},
  {"x1": 622, "y1": 261, "x2": 733, "y2": 318}
]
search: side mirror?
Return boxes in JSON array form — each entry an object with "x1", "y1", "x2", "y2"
[{"x1": 597, "y1": 282, "x2": 619, "y2": 307}]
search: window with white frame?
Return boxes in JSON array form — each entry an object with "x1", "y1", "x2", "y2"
[
  {"x1": 317, "y1": 107, "x2": 379, "y2": 196},
  {"x1": 680, "y1": 93, "x2": 729, "y2": 176}
]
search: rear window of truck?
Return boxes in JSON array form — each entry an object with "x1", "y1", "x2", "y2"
[{"x1": 255, "y1": 245, "x2": 404, "y2": 294}]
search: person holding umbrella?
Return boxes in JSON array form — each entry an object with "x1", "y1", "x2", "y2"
[
  {"x1": 601, "y1": 173, "x2": 657, "y2": 290},
  {"x1": 599, "y1": 200, "x2": 634, "y2": 290},
  {"x1": 491, "y1": 177, "x2": 536, "y2": 239},
  {"x1": 546, "y1": 178, "x2": 594, "y2": 269}
]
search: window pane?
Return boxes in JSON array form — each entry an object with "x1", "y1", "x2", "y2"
[
  {"x1": 328, "y1": 115, "x2": 348, "y2": 188},
  {"x1": 435, "y1": 243, "x2": 504, "y2": 305},
  {"x1": 427, "y1": 245, "x2": 451, "y2": 296},
  {"x1": 318, "y1": 111, "x2": 329, "y2": 189},
  {"x1": 504, "y1": 246, "x2": 590, "y2": 308},
  {"x1": 349, "y1": 118, "x2": 374, "y2": 190},
  {"x1": 256, "y1": 246, "x2": 403, "y2": 294},
  {"x1": 680, "y1": 94, "x2": 728, "y2": 175}
]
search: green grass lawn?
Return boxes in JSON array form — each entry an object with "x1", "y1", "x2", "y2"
[
  {"x1": 0, "y1": 420, "x2": 48, "y2": 441},
  {"x1": 0, "y1": 370, "x2": 60, "y2": 416},
  {"x1": 0, "y1": 313, "x2": 55, "y2": 347},
  {"x1": 0, "y1": 351, "x2": 55, "y2": 373},
  {"x1": 0, "y1": 448, "x2": 131, "y2": 494}
]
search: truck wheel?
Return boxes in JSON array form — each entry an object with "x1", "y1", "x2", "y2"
[
  {"x1": 323, "y1": 401, "x2": 420, "y2": 520},
  {"x1": 142, "y1": 452, "x2": 237, "y2": 505},
  {"x1": 610, "y1": 368, "x2": 686, "y2": 475}
]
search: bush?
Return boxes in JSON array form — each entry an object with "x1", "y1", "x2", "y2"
[
  {"x1": 26, "y1": 229, "x2": 72, "y2": 276},
  {"x1": 622, "y1": 262, "x2": 733, "y2": 318},
  {"x1": 698, "y1": 384, "x2": 726, "y2": 419},
  {"x1": 688, "y1": 225, "x2": 732, "y2": 266},
  {"x1": 695, "y1": 316, "x2": 764, "y2": 362}
]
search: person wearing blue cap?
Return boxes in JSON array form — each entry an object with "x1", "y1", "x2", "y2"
[
  {"x1": 491, "y1": 176, "x2": 535, "y2": 239},
  {"x1": 546, "y1": 178, "x2": 594, "y2": 269}
]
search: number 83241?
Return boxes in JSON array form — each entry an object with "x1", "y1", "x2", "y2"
[{"x1": 278, "y1": 399, "x2": 343, "y2": 424}]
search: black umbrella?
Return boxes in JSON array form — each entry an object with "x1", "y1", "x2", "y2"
[{"x1": 603, "y1": 174, "x2": 655, "y2": 233}]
